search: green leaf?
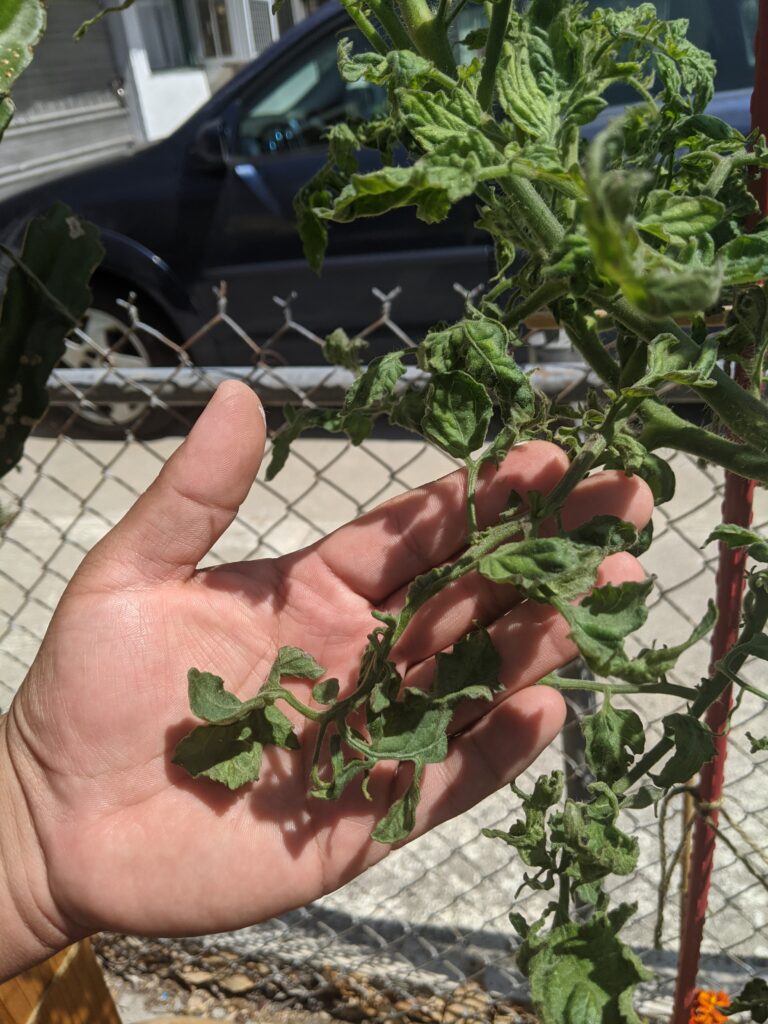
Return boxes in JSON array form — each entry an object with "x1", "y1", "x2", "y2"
[
  {"x1": 552, "y1": 784, "x2": 640, "y2": 887},
  {"x1": 706, "y1": 525, "x2": 768, "y2": 563},
  {"x1": 0, "y1": 204, "x2": 104, "y2": 478},
  {"x1": 484, "y1": 772, "x2": 563, "y2": 870},
  {"x1": 265, "y1": 406, "x2": 343, "y2": 480},
  {"x1": 371, "y1": 770, "x2": 422, "y2": 844},
  {"x1": 584, "y1": 133, "x2": 725, "y2": 318},
  {"x1": 312, "y1": 678, "x2": 340, "y2": 704},
  {"x1": 421, "y1": 371, "x2": 492, "y2": 457},
  {"x1": 324, "y1": 328, "x2": 368, "y2": 372},
  {"x1": 635, "y1": 452, "x2": 676, "y2": 506},
  {"x1": 583, "y1": 702, "x2": 645, "y2": 786},
  {"x1": 341, "y1": 351, "x2": 406, "y2": 443},
  {"x1": 172, "y1": 705, "x2": 299, "y2": 790},
  {"x1": 479, "y1": 537, "x2": 606, "y2": 603},
  {"x1": 727, "y1": 978, "x2": 768, "y2": 1022},
  {"x1": 652, "y1": 714, "x2": 716, "y2": 788},
  {"x1": 618, "y1": 601, "x2": 716, "y2": 686},
  {"x1": 721, "y1": 234, "x2": 768, "y2": 287},
  {"x1": 434, "y1": 627, "x2": 502, "y2": 704},
  {"x1": 276, "y1": 646, "x2": 326, "y2": 680},
  {"x1": 523, "y1": 905, "x2": 649, "y2": 1024},
  {"x1": 623, "y1": 332, "x2": 719, "y2": 397},
  {"x1": 497, "y1": 38, "x2": 557, "y2": 140},
  {"x1": 173, "y1": 717, "x2": 266, "y2": 789},
  {"x1": 421, "y1": 318, "x2": 534, "y2": 419},
  {"x1": 636, "y1": 191, "x2": 724, "y2": 245},
  {"x1": 294, "y1": 123, "x2": 361, "y2": 272},
  {"x1": 400, "y1": 88, "x2": 488, "y2": 154},
  {"x1": 556, "y1": 580, "x2": 653, "y2": 677},
  {"x1": 322, "y1": 153, "x2": 480, "y2": 226},
  {"x1": 188, "y1": 669, "x2": 247, "y2": 724},
  {"x1": 747, "y1": 733, "x2": 768, "y2": 755},
  {"x1": 560, "y1": 582, "x2": 715, "y2": 686}
]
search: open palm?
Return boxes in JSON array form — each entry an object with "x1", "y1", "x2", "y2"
[{"x1": 2, "y1": 382, "x2": 652, "y2": 955}]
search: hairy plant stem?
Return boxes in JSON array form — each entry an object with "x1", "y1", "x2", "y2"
[
  {"x1": 637, "y1": 403, "x2": 768, "y2": 486},
  {"x1": 614, "y1": 583, "x2": 768, "y2": 797},
  {"x1": 338, "y1": 0, "x2": 390, "y2": 54},
  {"x1": 503, "y1": 177, "x2": 565, "y2": 254},
  {"x1": 504, "y1": 280, "x2": 569, "y2": 328},
  {"x1": 465, "y1": 457, "x2": 481, "y2": 536},
  {"x1": 597, "y1": 292, "x2": 768, "y2": 451},
  {"x1": 557, "y1": 301, "x2": 621, "y2": 388},
  {"x1": 364, "y1": 0, "x2": 413, "y2": 52},
  {"x1": 477, "y1": 0, "x2": 512, "y2": 111},
  {"x1": 541, "y1": 677, "x2": 700, "y2": 702},
  {"x1": 395, "y1": 0, "x2": 456, "y2": 73}
]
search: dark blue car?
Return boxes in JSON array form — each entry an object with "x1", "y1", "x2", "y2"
[{"x1": 0, "y1": 0, "x2": 758, "y2": 424}]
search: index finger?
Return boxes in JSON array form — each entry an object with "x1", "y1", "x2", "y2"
[{"x1": 302, "y1": 440, "x2": 569, "y2": 604}]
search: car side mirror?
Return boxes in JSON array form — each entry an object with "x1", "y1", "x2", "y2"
[{"x1": 192, "y1": 119, "x2": 227, "y2": 170}]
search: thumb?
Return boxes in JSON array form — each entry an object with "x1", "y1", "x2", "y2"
[{"x1": 80, "y1": 381, "x2": 266, "y2": 588}]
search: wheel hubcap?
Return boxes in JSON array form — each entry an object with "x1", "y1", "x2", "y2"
[{"x1": 62, "y1": 309, "x2": 155, "y2": 428}]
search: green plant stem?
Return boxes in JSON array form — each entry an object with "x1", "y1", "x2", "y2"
[
  {"x1": 435, "y1": 0, "x2": 450, "y2": 24},
  {"x1": 597, "y1": 291, "x2": 768, "y2": 451},
  {"x1": 477, "y1": 0, "x2": 512, "y2": 111},
  {"x1": 278, "y1": 690, "x2": 323, "y2": 722},
  {"x1": 364, "y1": 0, "x2": 413, "y2": 52},
  {"x1": 637, "y1": 402, "x2": 768, "y2": 485},
  {"x1": 395, "y1": 0, "x2": 456, "y2": 73},
  {"x1": 504, "y1": 176, "x2": 565, "y2": 253},
  {"x1": 445, "y1": 0, "x2": 469, "y2": 26},
  {"x1": 555, "y1": 858, "x2": 571, "y2": 926},
  {"x1": 339, "y1": 0, "x2": 390, "y2": 54},
  {"x1": 465, "y1": 457, "x2": 481, "y2": 536},
  {"x1": 540, "y1": 676, "x2": 700, "y2": 702},
  {"x1": 504, "y1": 280, "x2": 569, "y2": 328},
  {"x1": 615, "y1": 584, "x2": 768, "y2": 797},
  {"x1": 557, "y1": 300, "x2": 621, "y2": 388}
]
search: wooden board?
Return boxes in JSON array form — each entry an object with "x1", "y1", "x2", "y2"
[{"x1": 0, "y1": 940, "x2": 121, "y2": 1024}]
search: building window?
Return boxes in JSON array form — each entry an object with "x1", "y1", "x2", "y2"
[
  {"x1": 195, "y1": 0, "x2": 233, "y2": 58},
  {"x1": 137, "y1": 0, "x2": 189, "y2": 70},
  {"x1": 250, "y1": 0, "x2": 276, "y2": 53}
]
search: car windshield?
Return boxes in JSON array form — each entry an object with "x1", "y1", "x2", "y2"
[{"x1": 587, "y1": 0, "x2": 757, "y2": 93}]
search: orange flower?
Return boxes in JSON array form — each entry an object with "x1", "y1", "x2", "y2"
[{"x1": 690, "y1": 990, "x2": 731, "y2": 1024}]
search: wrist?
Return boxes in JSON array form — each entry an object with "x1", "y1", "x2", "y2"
[{"x1": 0, "y1": 711, "x2": 79, "y2": 982}]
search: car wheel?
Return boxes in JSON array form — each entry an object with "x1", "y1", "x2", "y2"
[{"x1": 58, "y1": 282, "x2": 182, "y2": 439}]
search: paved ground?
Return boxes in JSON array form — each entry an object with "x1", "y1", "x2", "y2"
[{"x1": 2, "y1": 430, "x2": 767, "y2": 1019}]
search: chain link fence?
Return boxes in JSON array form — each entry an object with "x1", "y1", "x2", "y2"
[{"x1": 1, "y1": 285, "x2": 767, "y2": 1022}]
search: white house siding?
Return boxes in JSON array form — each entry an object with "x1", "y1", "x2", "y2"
[{"x1": 0, "y1": 0, "x2": 134, "y2": 199}]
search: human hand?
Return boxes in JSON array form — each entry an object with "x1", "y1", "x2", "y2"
[{"x1": 0, "y1": 382, "x2": 652, "y2": 980}]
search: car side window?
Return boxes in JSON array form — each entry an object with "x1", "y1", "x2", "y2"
[{"x1": 237, "y1": 31, "x2": 385, "y2": 157}]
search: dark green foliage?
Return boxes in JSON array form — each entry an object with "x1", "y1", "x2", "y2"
[{"x1": 0, "y1": 204, "x2": 103, "y2": 479}]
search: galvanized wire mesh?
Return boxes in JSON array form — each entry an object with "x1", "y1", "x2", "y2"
[{"x1": 1, "y1": 285, "x2": 767, "y2": 1022}]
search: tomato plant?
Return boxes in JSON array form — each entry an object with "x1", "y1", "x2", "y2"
[{"x1": 174, "y1": 2, "x2": 768, "y2": 1019}]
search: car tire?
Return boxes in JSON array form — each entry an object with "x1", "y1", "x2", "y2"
[{"x1": 56, "y1": 279, "x2": 184, "y2": 440}]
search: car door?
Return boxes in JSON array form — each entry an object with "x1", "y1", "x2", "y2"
[{"x1": 185, "y1": 21, "x2": 492, "y2": 361}]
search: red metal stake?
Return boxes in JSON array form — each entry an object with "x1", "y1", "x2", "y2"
[
  {"x1": 670, "y1": 474, "x2": 754, "y2": 1024},
  {"x1": 670, "y1": 4, "x2": 768, "y2": 1020}
]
